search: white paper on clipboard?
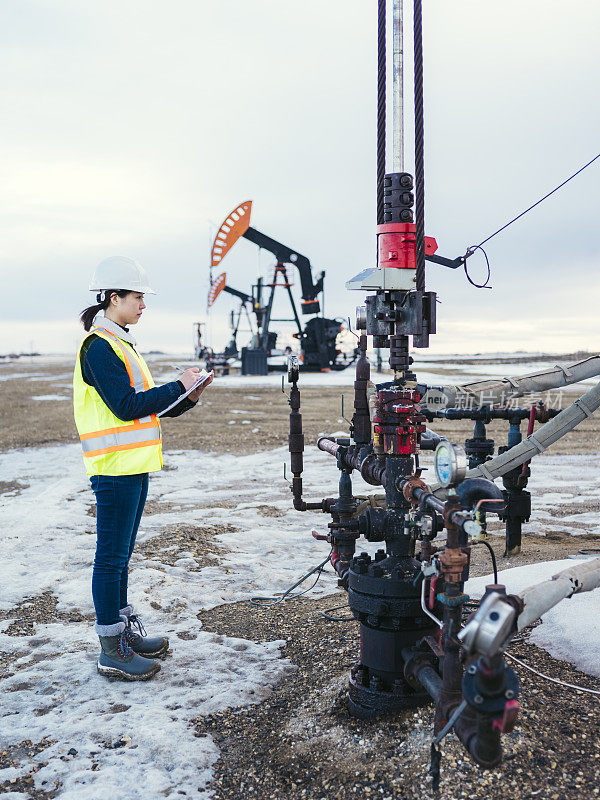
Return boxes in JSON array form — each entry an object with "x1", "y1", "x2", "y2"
[{"x1": 157, "y1": 369, "x2": 212, "y2": 417}]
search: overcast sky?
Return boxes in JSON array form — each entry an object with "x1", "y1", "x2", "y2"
[{"x1": 1, "y1": 0, "x2": 598, "y2": 355}]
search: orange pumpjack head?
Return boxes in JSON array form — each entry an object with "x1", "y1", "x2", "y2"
[
  {"x1": 207, "y1": 272, "x2": 227, "y2": 308},
  {"x1": 210, "y1": 201, "x2": 252, "y2": 268}
]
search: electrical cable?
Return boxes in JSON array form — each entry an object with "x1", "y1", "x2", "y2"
[
  {"x1": 462, "y1": 244, "x2": 492, "y2": 289},
  {"x1": 249, "y1": 551, "x2": 332, "y2": 607},
  {"x1": 464, "y1": 598, "x2": 599, "y2": 696},
  {"x1": 505, "y1": 652, "x2": 600, "y2": 697},
  {"x1": 440, "y1": 152, "x2": 600, "y2": 291},
  {"x1": 466, "y1": 152, "x2": 600, "y2": 255},
  {"x1": 470, "y1": 538, "x2": 498, "y2": 584},
  {"x1": 320, "y1": 604, "x2": 356, "y2": 622}
]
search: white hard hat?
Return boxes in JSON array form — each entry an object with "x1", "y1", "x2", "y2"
[{"x1": 89, "y1": 256, "x2": 156, "y2": 295}]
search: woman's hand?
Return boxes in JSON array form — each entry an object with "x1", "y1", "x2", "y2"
[
  {"x1": 188, "y1": 370, "x2": 214, "y2": 402},
  {"x1": 180, "y1": 368, "x2": 201, "y2": 391}
]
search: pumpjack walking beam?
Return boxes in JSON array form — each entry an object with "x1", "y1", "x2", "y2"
[
  {"x1": 242, "y1": 227, "x2": 324, "y2": 314},
  {"x1": 210, "y1": 201, "x2": 324, "y2": 315}
]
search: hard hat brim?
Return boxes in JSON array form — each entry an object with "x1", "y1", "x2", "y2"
[{"x1": 89, "y1": 284, "x2": 157, "y2": 295}]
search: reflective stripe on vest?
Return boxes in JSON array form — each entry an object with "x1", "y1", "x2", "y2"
[
  {"x1": 79, "y1": 327, "x2": 160, "y2": 458},
  {"x1": 80, "y1": 425, "x2": 161, "y2": 457},
  {"x1": 90, "y1": 327, "x2": 155, "y2": 428},
  {"x1": 92, "y1": 326, "x2": 149, "y2": 392},
  {"x1": 74, "y1": 326, "x2": 163, "y2": 475}
]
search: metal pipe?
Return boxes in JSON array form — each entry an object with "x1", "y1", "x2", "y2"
[
  {"x1": 317, "y1": 438, "x2": 388, "y2": 487},
  {"x1": 421, "y1": 428, "x2": 445, "y2": 450},
  {"x1": 426, "y1": 378, "x2": 600, "y2": 494},
  {"x1": 314, "y1": 445, "x2": 483, "y2": 534},
  {"x1": 392, "y1": 0, "x2": 404, "y2": 172},
  {"x1": 455, "y1": 478, "x2": 505, "y2": 513},
  {"x1": 405, "y1": 647, "x2": 504, "y2": 768},
  {"x1": 438, "y1": 588, "x2": 463, "y2": 719},
  {"x1": 470, "y1": 714, "x2": 502, "y2": 767},
  {"x1": 463, "y1": 378, "x2": 600, "y2": 485},
  {"x1": 516, "y1": 556, "x2": 600, "y2": 630},
  {"x1": 317, "y1": 437, "x2": 339, "y2": 458},
  {"x1": 402, "y1": 647, "x2": 442, "y2": 701},
  {"x1": 440, "y1": 354, "x2": 600, "y2": 407},
  {"x1": 288, "y1": 377, "x2": 335, "y2": 512},
  {"x1": 353, "y1": 334, "x2": 371, "y2": 445},
  {"x1": 454, "y1": 707, "x2": 503, "y2": 769},
  {"x1": 408, "y1": 484, "x2": 476, "y2": 533}
]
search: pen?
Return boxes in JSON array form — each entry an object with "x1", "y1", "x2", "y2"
[{"x1": 169, "y1": 363, "x2": 199, "y2": 373}]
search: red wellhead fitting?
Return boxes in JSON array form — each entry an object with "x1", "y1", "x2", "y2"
[
  {"x1": 372, "y1": 388, "x2": 426, "y2": 456},
  {"x1": 376, "y1": 222, "x2": 438, "y2": 270}
]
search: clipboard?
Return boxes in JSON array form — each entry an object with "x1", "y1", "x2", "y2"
[{"x1": 157, "y1": 369, "x2": 213, "y2": 417}]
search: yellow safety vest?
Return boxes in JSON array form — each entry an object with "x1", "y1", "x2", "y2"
[{"x1": 73, "y1": 326, "x2": 163, "y2": 477}]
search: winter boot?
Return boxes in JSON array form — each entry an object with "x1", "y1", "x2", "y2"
[
  {"x1": 119, "y1": 605, "x2": 170, "y2": 658},
  {"x1": 96, "y1": 620, "x2": 161, "y2": 681}
]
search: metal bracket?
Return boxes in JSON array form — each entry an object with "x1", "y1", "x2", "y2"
[
  {"x1": 425, "y1": 253, "x2": 464, "y2": 270},
  {"x1": 347, "y1": 316, "x2": 359, "y2": 339}
]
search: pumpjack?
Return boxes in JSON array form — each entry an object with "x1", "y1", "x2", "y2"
[{"x1": 207, "y1": 201, "x2": 354, "y2": 375}]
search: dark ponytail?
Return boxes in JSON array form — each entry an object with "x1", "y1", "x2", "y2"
[{"x1": 79, "y1": 289, "x2": 130, "y2": 331}]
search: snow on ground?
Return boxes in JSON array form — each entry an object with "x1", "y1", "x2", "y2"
[
  {"x1": 155, "y1": 357, "x2": 600, "y2": 391},
  {"x1": 155, "y1": 363, "x2": 554, "y2": 390},
  {"x1": 466, "y1": 558, "x2": 600, "y2": 678},
  {"x1": 4, "y1": 352, "x2": 598, "y2": 391},
  {"x1": 1, "y1": 444, "x2": 600, "y2": 797},
  {"x1": 31, "y1": 394, "x2": 69, "y2": 401},
  {"x1": 0, "y1": 372, "x2": 46, "y2": 381},
  {"x1": 0, "y1": 443, "x2": 374, "y2": 798}
]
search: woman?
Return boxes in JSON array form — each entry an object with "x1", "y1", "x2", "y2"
[{"x1": 73, "y1": 255, "x2": 213, "y2": 681}]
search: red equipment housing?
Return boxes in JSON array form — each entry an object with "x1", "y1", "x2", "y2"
[{"x1": 376, "y1": 222, "x2": 438, "y2": 270}]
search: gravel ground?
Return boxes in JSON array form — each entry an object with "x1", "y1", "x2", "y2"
[
  {"x1": 1, "y1": 356, "x2": 600, "y2": 799},
  {"x1": 195, "y1": 594, "x2": 600, "y2": 800}
]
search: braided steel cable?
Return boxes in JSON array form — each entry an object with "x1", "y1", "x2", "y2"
[
  {"x1": 413, "y1": 0, "x2": 425, "y2": 291},
  {"x1": 377, "y1": 0, "x2": 386, "y2": 225}
]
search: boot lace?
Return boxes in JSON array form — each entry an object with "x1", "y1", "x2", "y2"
[
  {"x1": 124, "y1": 614, "x2": 147, "y2": 645},
  {"x1": 116, "y1": 631, "x2": 134, "y2": 659}
]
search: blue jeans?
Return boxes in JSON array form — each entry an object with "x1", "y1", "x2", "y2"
[{"x1": 90, "y1": 473, "x2": 149, "y2": 626}]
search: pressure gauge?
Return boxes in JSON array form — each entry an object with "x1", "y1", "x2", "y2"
[
  {"x1": 463, "y1": 519, "x2": 482, "y2": 538},
  {"x1": 434, "y1": 442, "x2": 467, "y2": 488}
]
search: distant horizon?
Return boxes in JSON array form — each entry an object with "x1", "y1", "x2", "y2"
[
  {"x1": 1, "y1": 307, "x2": 598, "y2": 362},
  {"x1": 1, "y1": 346, "x2": 595, "y2": 360}
]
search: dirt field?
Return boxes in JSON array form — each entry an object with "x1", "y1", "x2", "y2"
[
  {"x1": 2, "y1": 357, "x2": 600, "y2": 457},
  {"x1": 1, "y1": 356, "x2": 600, "y2": 800}
]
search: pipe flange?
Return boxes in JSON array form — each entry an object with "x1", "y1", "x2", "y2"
[
  {"x1": 401, "y1": 476, "x2": 430, "y2": 504},
  {"x1": 462, "y1": 664, "x2": 519, "y2": 715}
]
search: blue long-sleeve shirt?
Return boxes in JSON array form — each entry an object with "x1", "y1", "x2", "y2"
[{"x1": 81, "y1": 334, "x2": 196, "y2": 420}]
